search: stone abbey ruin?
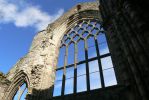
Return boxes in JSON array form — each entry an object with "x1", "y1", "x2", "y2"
[{"x1": 0, "y1": 0, "x2": 149, "y2": 100}]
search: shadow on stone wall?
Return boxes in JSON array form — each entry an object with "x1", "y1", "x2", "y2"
[{"x1": 26, "y1": 85, "x2": 54, "y2": 100}]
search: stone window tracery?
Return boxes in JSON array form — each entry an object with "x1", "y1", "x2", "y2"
[{"x1": 53, "y1": 19, "x2": 117, "y2": 97}]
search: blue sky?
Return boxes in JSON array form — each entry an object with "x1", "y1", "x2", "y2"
[
  {"x1": 0, "y1": 0, "x2": 95, "y2": 74},
  {"x1": 0, "y1": 1, "x2": 118, "y2": 99}
]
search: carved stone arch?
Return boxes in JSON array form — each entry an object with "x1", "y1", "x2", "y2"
[
  {"x1": 55, "y1": 10, "x2": 102, "y2": 51},
  {"x1": 52, "y1": 3, "x2": 118, "y2": 98},
  {"x1": 3, "y1": 70, "x2": 30, "y2": 100}
]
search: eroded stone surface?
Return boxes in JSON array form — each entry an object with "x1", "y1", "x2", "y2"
[
  {"x1": 0, "y1": 72, "x2": 10, "y2": 100},
  {"x1": 0, "y1": 2, "x2": 100, "y2": 100}
]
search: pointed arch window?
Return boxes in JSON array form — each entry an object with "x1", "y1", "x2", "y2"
[
  {"x1": 53, "y1": 20, "x2": 117, "y2": 97},
  {"x1": 13, "y1": 83, "x2": 28, "y2": 100}
]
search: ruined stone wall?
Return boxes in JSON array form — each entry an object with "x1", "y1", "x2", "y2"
[
  {"x1": 99, "y1": 0, "x2": 149, "y2": 100},
  {"x1": 0, "y1": 72, "x2": 10, "y2": 100},
  {"x1": 0, "y1": 2, "x2": 100, "y2": 100},
  {"x1": 1, "y1": 1, "x2": 147, "y2": 99}
]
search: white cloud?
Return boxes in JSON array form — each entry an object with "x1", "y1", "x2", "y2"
[{"x1": 0, "y1": 0, "x2": 64, "y2": 31}]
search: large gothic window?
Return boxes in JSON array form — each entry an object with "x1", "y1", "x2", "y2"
[
  {"x1": 53, "y1": 20, "x2": 117, "y2": 97},
  {"x1": 13, "y1": 83, "x2": 28, "y2": 100}
]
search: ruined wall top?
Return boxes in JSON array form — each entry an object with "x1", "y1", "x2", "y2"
[
  {"x1": 1, "y1": 2, "x2": 101, "y2": 100},
  {"x1": 6, "y1": 2, "x2": 100, "y2": 81},
  {"x1": 46, "y1": 2, "x2": 100, "y2": 32},
  {"x1": 30, "y1": 2, "x2": 100, "y2": 51}
]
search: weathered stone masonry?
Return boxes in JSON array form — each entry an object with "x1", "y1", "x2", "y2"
[
  {"x1": 0, "y1": 2, "x2": 101, "y2": 100},
  {"x1": 0, "y1": 1, "x2": 149, "y2": 100},
  {"x1": 99, "y1": 0, "x2": 149, "y2": 100}
]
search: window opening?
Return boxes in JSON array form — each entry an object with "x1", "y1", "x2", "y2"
[
  {"x1": 53, "y1": 70, "x2": 63, "y2": 96},
  {"x1": 13, "y1": 83, "x2": 28, "y2": 100},
  {"x1": 53, "y1": 19, "x2": 117, "y2": 97},
  {"x1": 77, "y1": 63, "x2": 87, "y2": 92},
  {"x1": 65, "y1": 67, "x2": 74, "y2": 94}
]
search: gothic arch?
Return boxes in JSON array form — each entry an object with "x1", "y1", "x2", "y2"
[
  {"x1": 51, "y1": 3, "x2": 117, "y2": 97},
  {"x1": 3, "y1": 70, "x2": 30, "y2": 100},
  {"x1": 54, "y1": 10, "x2": 102, "y2": 49}
]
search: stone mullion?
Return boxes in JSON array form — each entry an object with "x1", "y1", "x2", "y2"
[
  {"x1": 19, "y1": 86, "x2": 27, "y2": 100},
  {"x1": 84, "y1": 39, "x2": 90, "y2": 91},
  {"x1": 94, "y1": 36, "x2": 105, "y2": 88},
  {"x1": 61, "y1": 46, "x2": 67, "y2": 96},
  {"x1": 74, "y1": 43, "x2": 77, "y2": 94},
  {"x1": 18, "y1": 86, "x2": 21, "y2": 100}
]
